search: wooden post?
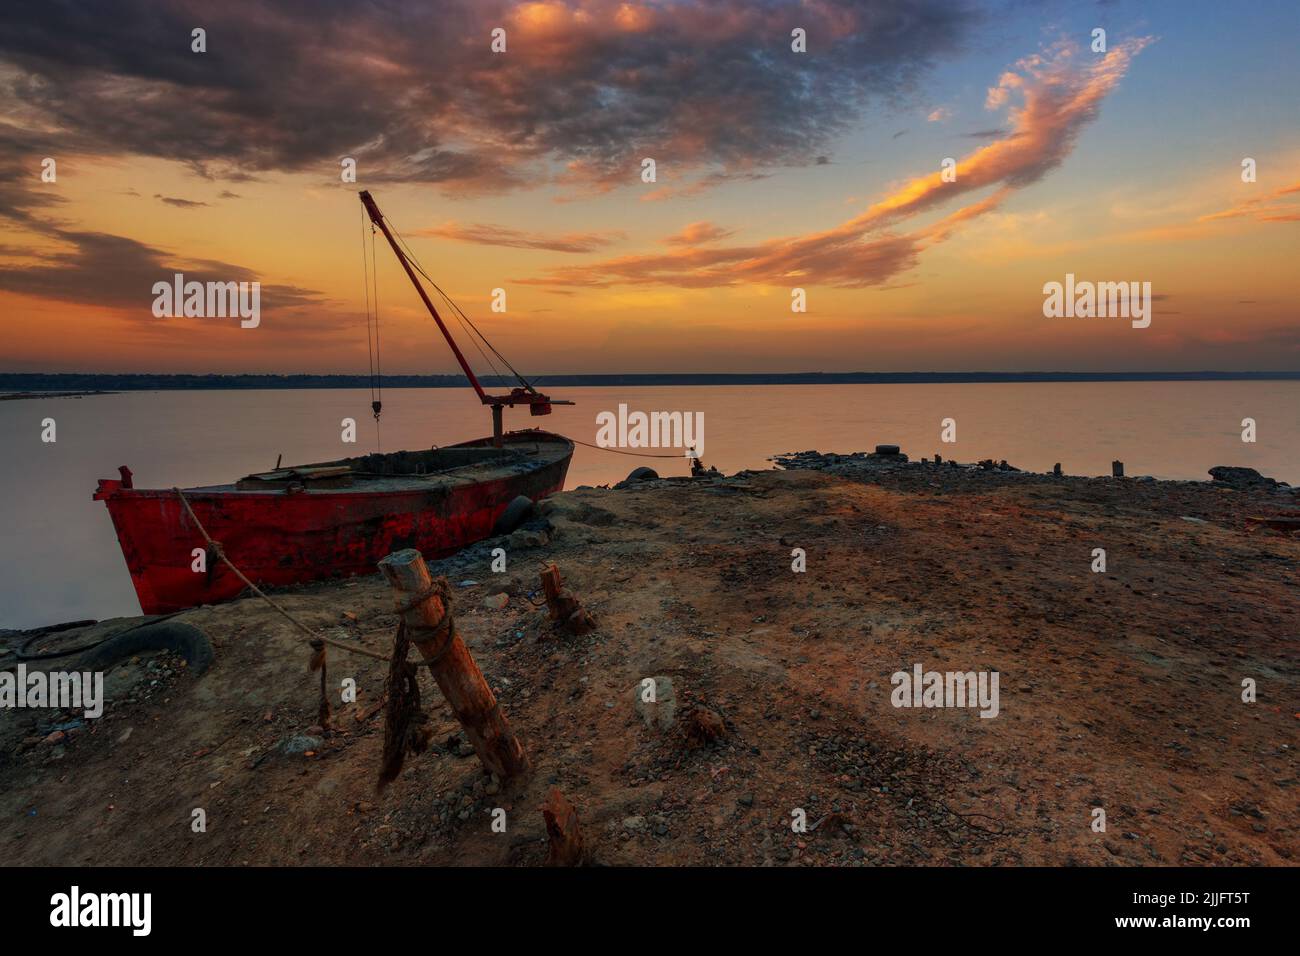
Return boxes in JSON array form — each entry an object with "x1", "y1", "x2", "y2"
[
  {"x1": 541, "y1": 788, "x2": 584, "y2": 866},
  {"x1": 539, "y1": 563, "x2": 596, "y2": 636},
  {"x1": 378, "y1": 548, "x2": 529, "y2": 781}
]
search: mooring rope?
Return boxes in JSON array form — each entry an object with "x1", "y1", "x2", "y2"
[
  {"x1": 566, "y1": 436, "x2": 691, "y2": 459},
  {"x1": 172, "y1": 487, "x2": 450, "y2": 667}
]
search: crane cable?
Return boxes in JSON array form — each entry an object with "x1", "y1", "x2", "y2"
[
  {"x1": 360, "y1": 208, "x2": 382, "y2": 453},
  {"x1": 385, "y1": 213, "x2": 534, "y2": 393},
  {"x1": 389, "y1": 220, "x2": 509, "y2": 386}
]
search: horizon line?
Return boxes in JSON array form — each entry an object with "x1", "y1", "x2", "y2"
[{"x1": 4, "y1": 370, "x2": 1300, "y2": 389}]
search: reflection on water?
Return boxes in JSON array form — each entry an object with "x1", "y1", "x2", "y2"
[{"x1": 2, "y1": 381, "x2": 1295, "y2": 628}]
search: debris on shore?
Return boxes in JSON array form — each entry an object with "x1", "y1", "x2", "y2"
[{"x1": 2, "y1": 448, "x2": 1296, "y2": 866}]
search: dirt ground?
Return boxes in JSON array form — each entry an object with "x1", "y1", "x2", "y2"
[{"x1": 2, "y1": 461, "x2": 1296, "y2": 866}]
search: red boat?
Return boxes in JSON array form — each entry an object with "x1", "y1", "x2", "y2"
[{"x1": 95, "y1": 191, "x2": 575, "y2": 614}]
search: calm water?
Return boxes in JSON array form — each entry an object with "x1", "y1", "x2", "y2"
[{"x1": 2, "y1": 382, "x2": 1296, "y2": 629}]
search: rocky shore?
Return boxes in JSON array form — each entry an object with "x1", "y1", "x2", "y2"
[{"x1": 2, "y1": 448, "x2": 1296, "y2": 866}]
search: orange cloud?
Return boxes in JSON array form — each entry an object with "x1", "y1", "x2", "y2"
[
  {"x1": 520, "y1": 37, "x2": 1153, "y2": 289},
  {"x1": 663, "y1": 222, "x2": 735, "y2": 246},
  {"x1": 415, "y1": 221, "x2": 625, "y2": 253},
  {"x1": 1199, "y1": 180, "x2": 1300, "y2": 223}
]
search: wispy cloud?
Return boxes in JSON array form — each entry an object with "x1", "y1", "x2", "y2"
[
  {"x1": 1199, "y1": 180, "x2": 1300, "y2": 223},
  {"x1": 0, "y1": 227, "x2": 324, "y2": 314},
  {"x1": 519, "y1": 37, "x2": 1153, "y2": 289},
  {"x1": 0, "y1": 159, "x2": 326, "y2": 316},
  {"x1": 415, "y1": 221, "x2": 625, "y2": 253},
  {"x1": 663, "y1": 222, "x2": 735, "y2": 246},
  {"x1": 155, "y1": 194, "x2": 208, "y2": 208}
]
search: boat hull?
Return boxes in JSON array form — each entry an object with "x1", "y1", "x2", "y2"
[{"x1": 94, "y1": 432, "x2": 572, "y2": 614}]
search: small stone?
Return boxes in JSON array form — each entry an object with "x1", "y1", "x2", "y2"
[{"x1": 278, "y1": 734, "x2": 323, "y2": 755}]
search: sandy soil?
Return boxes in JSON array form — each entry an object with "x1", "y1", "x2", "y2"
[{"x1": 2, "y1": 460, "x2": 1296, "y2": 866}]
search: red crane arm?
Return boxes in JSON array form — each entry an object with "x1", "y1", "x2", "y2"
[{"x1": 359, "y1": 190, "x2": 489, "y2": 404}]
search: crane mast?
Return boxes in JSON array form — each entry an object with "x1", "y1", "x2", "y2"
[{"x1": 359, "y1": 190, "x2": 571, "y2": 445}]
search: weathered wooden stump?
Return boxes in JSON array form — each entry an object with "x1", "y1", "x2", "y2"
[
  {"x1": 539, "y1": 563, "x2": 596, "y2": 636},
  {"x1": 541, "y1": 788, "x2": 584, "y2": 866},
  {"x1": 378, "y1": 548, "x2": 529, "y2": 782}
]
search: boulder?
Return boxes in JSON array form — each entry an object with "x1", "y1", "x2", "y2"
[{"x1": 1208, "y1": 466, "x2": 1278, "y2": 490}]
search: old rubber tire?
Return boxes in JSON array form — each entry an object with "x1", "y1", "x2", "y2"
[
  {"x1": 626, "y1": 466, "x2": 659, "y2": 482},
  {"x1": 493, "y1": 495, "x2": 534, "y2": 535},
  {"x1": 77, "y1": 622, "x2": 214, "y2": 676}
]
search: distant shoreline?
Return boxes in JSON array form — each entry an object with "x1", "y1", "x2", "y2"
[
  {"x1": 2, "y1": 371, "x2": 1298, "y2": 392},
  {"x1": 0, "y1": 389, "x2": 118, "y2": 401}
]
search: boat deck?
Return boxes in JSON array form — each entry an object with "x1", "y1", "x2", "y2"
[{"x1": 187, "y1": 437, "x2": 574, "y2": 495}]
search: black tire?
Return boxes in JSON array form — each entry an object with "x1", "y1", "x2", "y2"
[
  {"x1": 77, "y1": 622, "x2": 214, "y2": 675},
  {"x1": 625, "y1": 466, "x2": 659, "y2": 482},
  {"x1": 493, "y1": 495, "x2": 534, "y2": 535}
]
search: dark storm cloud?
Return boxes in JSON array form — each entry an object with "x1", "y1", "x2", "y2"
[{"x1": 0, "y1": 0, "x2": 979, "y2": 193}]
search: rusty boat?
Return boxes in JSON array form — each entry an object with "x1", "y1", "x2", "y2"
[{"x1": 95, "y1": 191, "x2": 574, "y2": 614}]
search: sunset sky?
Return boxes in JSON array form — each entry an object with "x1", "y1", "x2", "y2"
[{"x1": 1, "y1": 0, "x2": 1297, "y2": 375}]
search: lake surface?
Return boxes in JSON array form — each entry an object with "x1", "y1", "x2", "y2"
[{"x1": 2, "y1": 382, "x2": 1296, "y2": 628}]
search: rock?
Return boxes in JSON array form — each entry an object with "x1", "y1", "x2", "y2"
[
  {"x1": 42, "y1": 731, "x2": 65, "y2": 746},
  {"x1": 623, "y1": 815, "x2": 646, "y2": 831},
  {"x1": 874, "y1": 444, "x2": 901, "y2": 456},
  {"x1": 507, "y1": 527, "x2": 550, "y2": 550},
  {"x1": 633, "y1": 676, "x2": 676, "y2": 730},
  {"x1": 681, "y1": 705, "x2": 727, "y2": 747},
  {"x1": 1209, "y1": 466, "x2": 1278, "y2": 490},
  {"x1": 278, "y1": 734, "x2": 323, "y2": 756},
  {"x1": 482, "y1": 592, "x2": 509, "y2": 610}
]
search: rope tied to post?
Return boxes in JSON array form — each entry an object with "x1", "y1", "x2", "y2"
[
  {"x1": 377, "y1": 618, "x2": 432, "y2": 790},
  {"x1": 172, "y1": 487, "x2": 448, "y2": 669},
  {"x1": 392, "y1": 577, "x2": 457, "y2": 662}
]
